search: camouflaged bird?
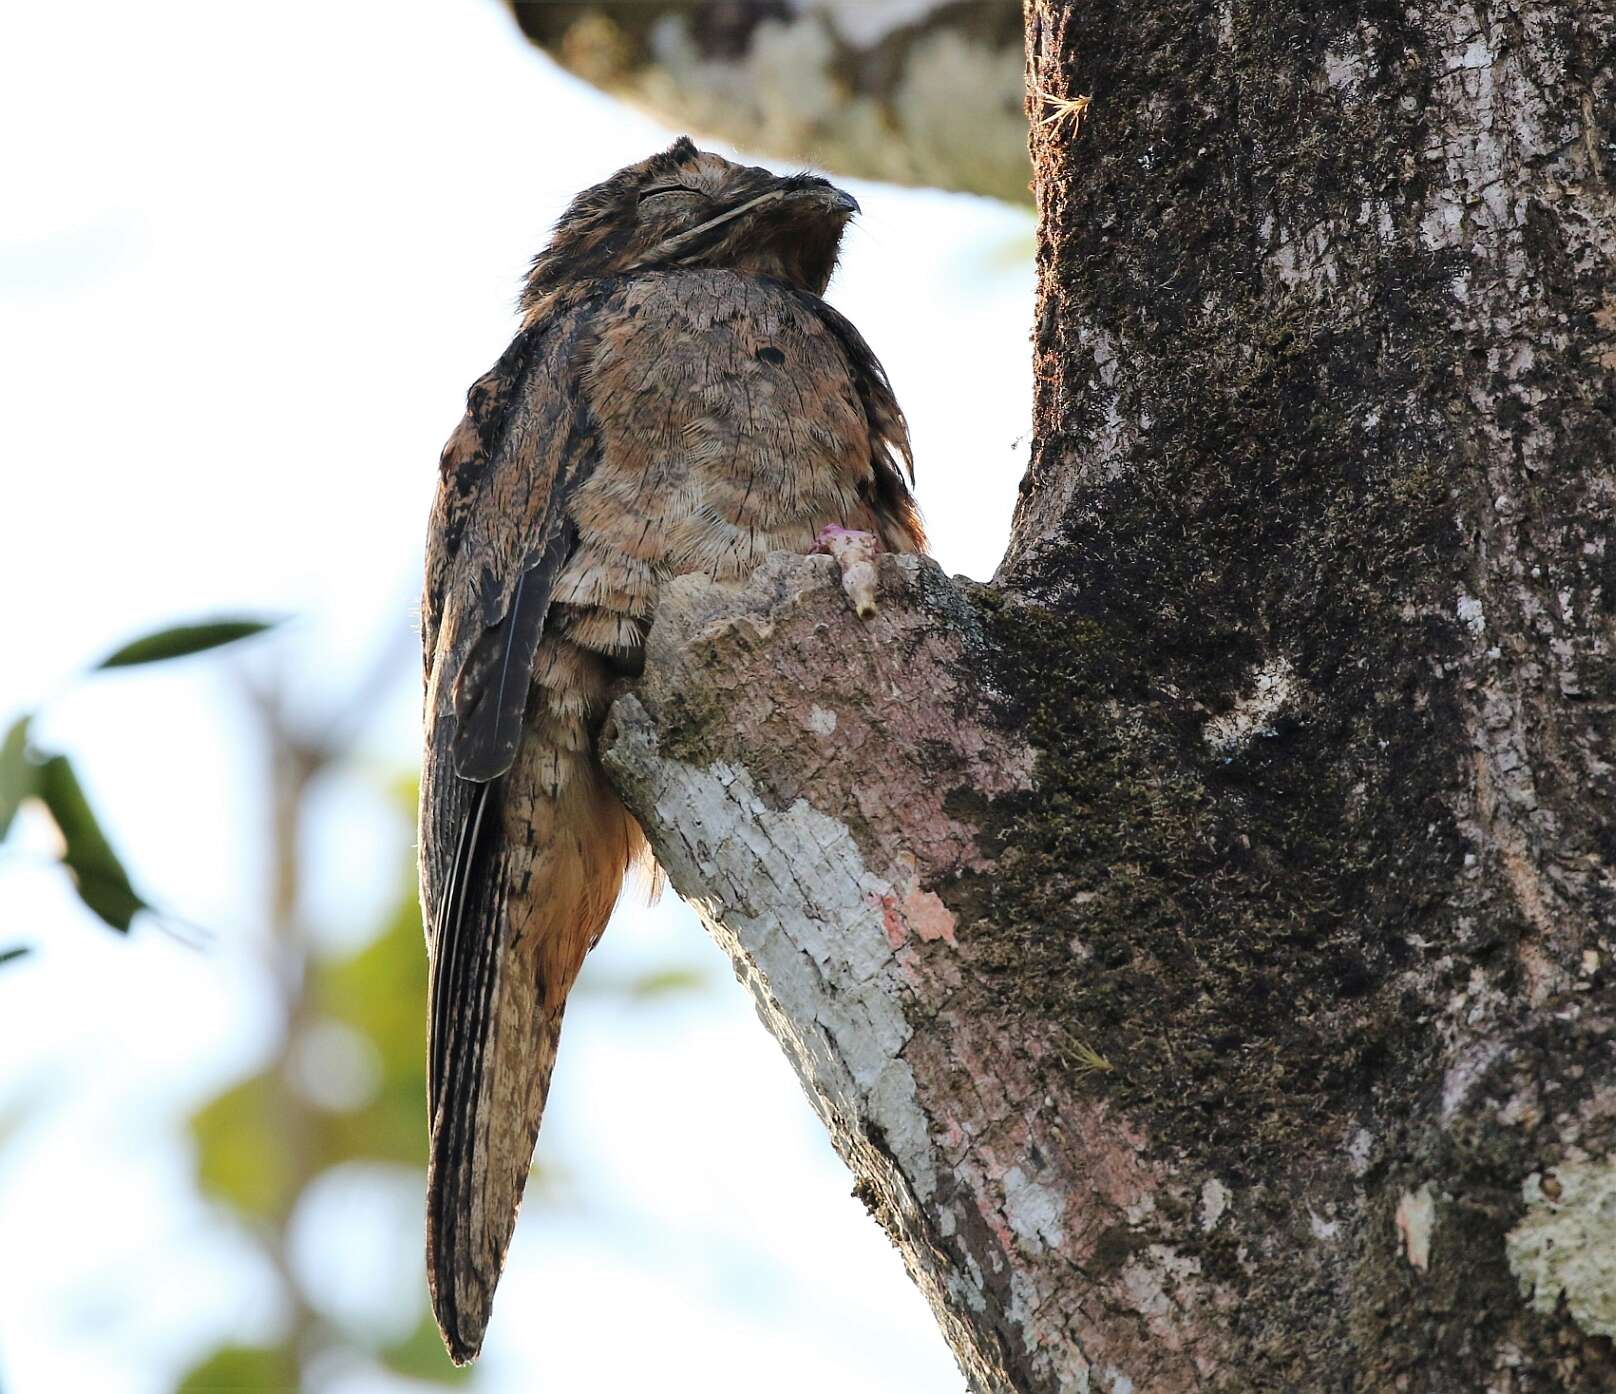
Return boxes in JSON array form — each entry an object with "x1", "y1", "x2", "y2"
[{"x1": 419, "y1": 137, "x2": 925, "y2": 1362}]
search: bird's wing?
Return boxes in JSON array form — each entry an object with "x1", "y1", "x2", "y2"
[
  {"x1": 423, "y1": 299, "x2": 615, "y2": 786},
  {"x1": 785, "y1": 285, "x2": 925, "y2": 553},
  {"x1": 418, "y1": 288, "x2": 617, "y2": 1360}
]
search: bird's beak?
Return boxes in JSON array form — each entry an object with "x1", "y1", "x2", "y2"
[
  {"x1": 642, "y1": 176, "x2": 858, "y2": 266},
  {"x1": 781, "y1": 176, "x2": 859, "y2": 217}
]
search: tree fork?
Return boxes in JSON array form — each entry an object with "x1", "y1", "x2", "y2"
[{"x1": 604, "y1": 2, "x2": 1616, "y2": 1389}]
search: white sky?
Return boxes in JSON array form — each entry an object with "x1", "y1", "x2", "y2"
[{"x1": 0, "y1": 3, "x2": 1033, "y2": 1391}]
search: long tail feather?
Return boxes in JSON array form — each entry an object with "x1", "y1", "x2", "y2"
[
  {"x1": 426, "y1": 776, "x2": 518, "y2": 1363},
  {"x1": 429, "y1": 780, "x2": 493, "y2": 1115},
  {"x1": 424, "y1": 717, "x2": 637, "y2": 1364}
]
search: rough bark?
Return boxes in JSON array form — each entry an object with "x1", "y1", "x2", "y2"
[
  {"x1": 505, "y1": 1, "x2": 1030, "y2": 203},
  {"x1": 602, "y1": 1, "x2": 1616, "y2": 1390}
]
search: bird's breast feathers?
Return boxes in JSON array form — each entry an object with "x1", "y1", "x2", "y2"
[{"x1": 569, "y1": 269, "x2": 888, "y2": 579}]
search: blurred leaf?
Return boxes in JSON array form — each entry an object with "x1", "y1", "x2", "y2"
[
  {"x1": 175, "y1": 1342, "x2": 299, "y2": 1394},
  {"x1": 96, "y1": 618, "x2": 277, "y2": 669},
  {"x1": 0, "y1": 714, "x2": 34, "y2": 839},
  {"x1": 36, "y1": 754, "x2": 147, "y2": 931},
  {"x1": 376, "y1": 1309, "x2": 471, "y2": 1386},
  {"x1": 0, "y1": 946, "x2": 30, "y2": 967},
  {"x1": 191, "y1": 1069, "x2": 294, "y2": 1222},
  {"x1": 626, "y1": 965, "x2": 708, "y2": 1000},
  {"x1": 190, "y1": 782, "x2": 430, "y2": 1232},
  {"x1": 311, "y1": 864, "x2": 431, "y2": 1169}
]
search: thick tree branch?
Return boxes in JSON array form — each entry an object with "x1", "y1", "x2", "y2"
[
  {"x1": 604, "y1": 554, "x2": 1229, "y2": 1392},
  {"x1": 505, "y1": 1, "x2": 1030, "y2": 203}
]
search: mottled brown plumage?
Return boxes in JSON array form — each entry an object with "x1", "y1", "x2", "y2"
[{"x1": 419, "y1": 138, "x2": 924, "y2": 1362}]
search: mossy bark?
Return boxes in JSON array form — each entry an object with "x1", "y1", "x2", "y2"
[
  {"x1": 604, "y1": 2, "x2": 1616, "y2": 1390},
  {"x1": 1015, "y1": 0, "x2": 1616, "y2": 1379}
]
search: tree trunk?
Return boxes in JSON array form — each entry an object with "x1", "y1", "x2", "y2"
[
  {"x1": 504, "y1": 1, "x2": 1030, "y2": 202},
  {"x1": 602, "y1": 2, "x2": 1616, "y2": 1390}
]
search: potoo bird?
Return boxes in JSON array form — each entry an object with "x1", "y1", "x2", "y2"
[{"x1": 419, "y1": 138, "x2": 925, "y2": 1362}]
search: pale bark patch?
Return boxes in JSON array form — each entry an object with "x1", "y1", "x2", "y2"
[{"x1": 1396, "y1": 1184, "x2": 1437, "y2": 1272}]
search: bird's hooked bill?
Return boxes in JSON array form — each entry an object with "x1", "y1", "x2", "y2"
[{"x1": 794, "y1": 178, "x2": 859, "y2": 216}]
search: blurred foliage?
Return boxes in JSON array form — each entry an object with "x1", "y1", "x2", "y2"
[
  {"x1": 0, "y1": 716, "x2": 31, "y2": 840},
  {"x1": 0, "y1": 617, "x2": 276, "y2": 945},
  {"x1": 180, "y1": 775, "x2": 469, "y2": 1389},
  {"x1": 4, "y1": 615, "x2": 709, "y2": 1391},
  {"x1": 616, "y1": 964, "x2": 706, "y2": 1001},
  {"x1": 35, "y1": 753, "x2": 149, "y2": 931},
  {"x1": 176, "y1": 1344, "x2": 300, "y2": 1394},
  {"x1": 380, "y1": 1311, "x2": 476, "y2": 1385}
]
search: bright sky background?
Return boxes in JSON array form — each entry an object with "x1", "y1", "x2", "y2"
[{"x1": 0, "y1": 3, "x2": 1033, "y2": 1391}]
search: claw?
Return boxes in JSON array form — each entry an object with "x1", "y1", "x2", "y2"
[{"x1": 813, "y1": 525, "x2": 880, "y2": 619}]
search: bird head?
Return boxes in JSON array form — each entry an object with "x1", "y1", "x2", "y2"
[{"x1": 522, "y1": 137, "x2": 860, "y2": 311}]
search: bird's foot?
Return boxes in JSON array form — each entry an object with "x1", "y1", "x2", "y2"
[{"x1": 813, "y1": 525, "x2": 880, "y2": 620}]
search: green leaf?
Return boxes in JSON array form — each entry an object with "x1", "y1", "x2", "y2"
[
  {"x1": 376, "y1": 1309, "x2": 472, "y2": 1385},
  {"x1": 35, "y1": 754, "x2": 147, "y2": 932},
  {"x1": 626, "y1": 965, "x2": 708, "y2": 1000},
  {"x1": 0, "y1": 714, "x2": 35, "y2": 840},
  {"x1": 310, "y1": 867, "x2": 431, "y2": 1169},
  {"x1": 190, "y1": 1069, "x2": 295, "y2": 1222},
  {"x1": 175, "y1": 1342, "x2": 299, "y2": 1394},
  {"x1": 95, "y1": 618, "x2": 277, "y2": 669},
  {"x1": 0, "y1": 945, "x2": 30, "y2": 967}
]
